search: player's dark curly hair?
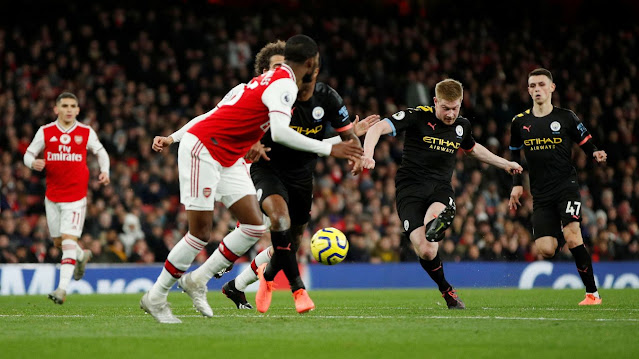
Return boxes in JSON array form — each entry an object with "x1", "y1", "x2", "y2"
[
  {"x1": 284, "y1": 34, "x2": 318, "y2": 63},
  {"x1": 253, "y1": 40, "x2": 285, "y2": 76}
]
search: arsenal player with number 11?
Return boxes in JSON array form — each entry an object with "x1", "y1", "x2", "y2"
[{"x1": 23, "y1": 92, "x2": 110, "y2": 305}]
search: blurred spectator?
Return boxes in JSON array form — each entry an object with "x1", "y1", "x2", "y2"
[
  {"x1": 119, "y1": 213, "x2": 145, "y2": 257},
  {"x1": 1, "y1": 0, "x2": 637, "y2": 264}
]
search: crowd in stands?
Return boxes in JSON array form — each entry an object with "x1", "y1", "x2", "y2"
[{"x1": 1, "y1": 0, "x2": 638, "y2": 265}]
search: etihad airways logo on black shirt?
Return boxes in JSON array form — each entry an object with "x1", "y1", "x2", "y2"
[
  {"x1": 290, "y1": 124, "x2": 323, "y2": 135},
  {"x1": 422, "y1": 136, "x2": 460, "y2": 153},
  {"x1": 524, "y1": 137, "x2": 563, "y2": 151}
]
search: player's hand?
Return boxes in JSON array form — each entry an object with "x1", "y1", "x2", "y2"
[
  {"x1": 505, "y1": 161, "x2": 523, "y2": 175},
  {"x1": 362, "y1": 156, "x2": 376, "y2": 169},
  {"x1": 509, "y1": 186, "x2": 523, "y2": 210},
  {"x1": 245, "y1": 141, "x2": 270, "y2": 162},
  {"x1": 593, "y1": 150, "x2": 607, "y2": 163},
  {"x1": 349, "y1": 157, "x2": 363, "y2": 176},
  {"x1": 330, "y1": 139, "x2": 364, "y2": 161},
  {"x1": 31, "y1": 159, "x2": 45, "y2": 171},
  {"x1": 152, "y1": 136, "x2": 174, "y2": 152},
  {"x1": 98, "y1": 172, "x2": 110, "y2": 185},
  {"x1": 353, "y1": 114, "x2": 381, "y2": 137}
]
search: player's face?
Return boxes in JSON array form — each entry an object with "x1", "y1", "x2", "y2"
[
  {"x1": 298, "y1": 67, "x2": 319, "y2": 100},
  {"x1": 302, "y1": 53, "x2": 320, "y2": 83},
  {"x1": 266, "y1": 54, "x2": 285, "y2": 72},
  {"x1": 54, "y1": 98, "x2": 79, "y2": 124},
  {"x1": 434, "y1": 97, "x2": 462, "y2": 125},
  {"x1": 528, "y1": 75, "x2": 555, "y2": 105}
]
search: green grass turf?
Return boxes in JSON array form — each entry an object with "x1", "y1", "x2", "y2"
[{"x1": 0, "y1": 288, "x2": 637, "y2": 359}]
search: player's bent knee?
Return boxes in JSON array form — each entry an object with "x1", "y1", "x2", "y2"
[
  {"x1": 535, "y1": 237, "x2": 558, "y2": 258},
  {"x1": 268, "y1": 213, "x2": 291, "y2": 231},
  {"x1": 415, "y1": 241, "x2": 438, "y2": 260},
  {"x1": 537, "y1": 244, "x2": 557, "y2": 259},
  {"x1": 53, "y1": 237, "x2": 62, "y2": 248},
  {"x1": 539, "y1": 250, "x2": 556, "y2": 259}
]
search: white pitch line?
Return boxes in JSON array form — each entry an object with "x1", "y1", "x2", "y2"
[
  {"x1": 217, "y1": 314, "x2": 639, "y2": 322},
  {"x1": 311, "y1": 306, "x2": 639, "y2": 312},
  {"x1": 1, "y1": 314, "x2": 637, "y2": 322}
]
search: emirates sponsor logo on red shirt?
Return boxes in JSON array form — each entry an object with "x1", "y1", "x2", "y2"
[{"x1": 47, "y1": 152, "x2": 84, "y2": 162}]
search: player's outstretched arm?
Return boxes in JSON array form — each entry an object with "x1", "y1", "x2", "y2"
[
  {"x1": 269, "y1": 111, "x2": 362, "y2": 160},
  {"x1": 466, "y1": 143, "x2": 523, "y2": 175},
  {"x1": 353, "y1": 114, "x2": 381, "y2": 137},
  {"x1": 362, "y1": 120, "x2": 393, "y2": 169},
  {"x1": 336, "y1": 125, "x2": 367, "y2": 175},
  {"x1": 322, "y1": 115, "x2": 381, "y2": 145}
]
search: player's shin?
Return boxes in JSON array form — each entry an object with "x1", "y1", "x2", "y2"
[
  {"x1": 419, "y1": 253, "x2": 451, "y2": 292},
  {"x1": 235, "y1": 246, "x2": 272, "y2": 291},
  {"x1": 149, "y1": 232, "x2": 206, "y2": 303},
  {"x1": 191, "y1": 224, "x2": 266, "y2": 284},
  {"x1": 57, "y1": 239, "x2": 78, "y2": 291},
  {"x1": 570, "y1": 244, "x2": 598, "y2": 294},
  {"x1": 266, "y1": 230, "x2": 304, "y2": 291}
]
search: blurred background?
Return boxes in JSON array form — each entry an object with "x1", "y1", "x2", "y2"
[{"x1": 1, "y1": 0, "x2": 638, "y2": 268}]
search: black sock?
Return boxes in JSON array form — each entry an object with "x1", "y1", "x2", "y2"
[
  {"x1": 287, "y1": 240, "x2": 305, "y2": 292},
  {"x1": 570, "y1": 244, "x2": 597, "y2": 293},
  {"x1": 264, "y1": 230, "x2": 287, "y2": 281},
  {"x1": 264, "y1": 230, "x2": 305, "y2": 291},
  {"x1": 279, "y1": 230, "x2": 304, "y2": 292},
  {"x1": 419, "y1": 254, "x2": 451, "y2": 292}
]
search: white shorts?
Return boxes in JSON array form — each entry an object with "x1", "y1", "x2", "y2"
[
  {"x1": 45, "y1": 197, "x2": 87, "y2": 238},
  {"x1": 178, "y1": 132, "x2": 256, "y2": 210}
]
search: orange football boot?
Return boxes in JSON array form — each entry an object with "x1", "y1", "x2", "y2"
[
  {"x1": 293, "y1": 289, "x2": 315, "y2": 313},
  {"x1": 256, "y1": 263, "x2": 274, "y2": 313},
  {"x1": 578, "y1": 293, "x2": 602, "y2": 305}
]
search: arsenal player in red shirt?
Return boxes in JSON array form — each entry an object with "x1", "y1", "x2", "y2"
[{"x1": 24, "y1": 92, "x2": 110, "y2": 305}]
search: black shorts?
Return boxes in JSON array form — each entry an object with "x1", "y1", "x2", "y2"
[
  {"x1": 395, "y1": 181, "x2": 454, "y2": 235},
  {"x1": 531, "y1": 183, "x2": 582, "y2": 246},
  {"x1": 250, "y1": 164, "x2": 313, "y2": 226}
]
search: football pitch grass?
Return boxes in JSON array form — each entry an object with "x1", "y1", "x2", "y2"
[{"x1": 1, "y1": 288, "x2": 638, "y2": 359}]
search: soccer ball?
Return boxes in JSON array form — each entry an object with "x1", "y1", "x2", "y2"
[{"x1": 310, "y1": 227, "x2": 349, "y2": 265}]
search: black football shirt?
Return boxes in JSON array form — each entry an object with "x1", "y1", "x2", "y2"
[
  {"x1": 510, "y1": 106, "x2": 592, "y2": 199},
  {"x1": 385, "y1": 106, "x2": 476, "y2": 187},
  {"x1": 256, "y1": 82, "x2": 351, "y2": 174}
]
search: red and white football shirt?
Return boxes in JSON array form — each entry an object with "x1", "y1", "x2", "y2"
[
  {"x1": 25, "y1": 121, "x2": 105, "y2": 203},
  {"x1": 187, "y1": 64, "x2": 298, "y2": 167}
]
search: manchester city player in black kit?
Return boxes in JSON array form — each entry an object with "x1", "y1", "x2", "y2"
[
  {"x1": 218, "y1": 41, "x2": 379, "y2": 313},
  {"x1": 363, "y1": 79, "x2": 522, "y2": 308},
  {"x1": 509, "y1": 68, "x2": 607, "y2": 306}
]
